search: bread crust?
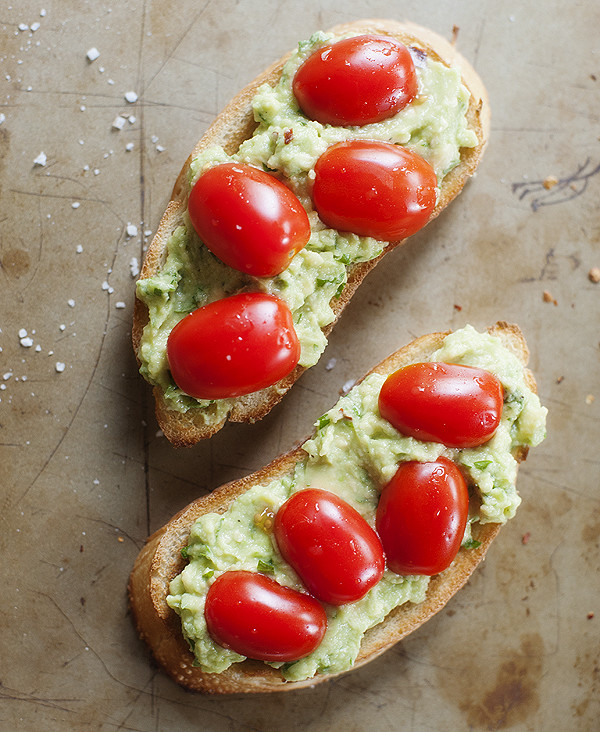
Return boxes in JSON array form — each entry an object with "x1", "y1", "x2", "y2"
[
  {"x1": 132, "y1": 19, "x2": 491, "y2": 445},
  {"x1": 129, "y1": 321, "x2": 535, "y2": 694}
]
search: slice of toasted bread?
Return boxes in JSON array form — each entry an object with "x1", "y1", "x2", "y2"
[
  {"x1": 129, "y1": 322, "x2": 538, "y2": 694},
  {"x1": 132, "y1": 19, "x2": 491, "y2": 445}
]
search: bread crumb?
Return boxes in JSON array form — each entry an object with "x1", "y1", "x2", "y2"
[
  {"x1": 543, "y1": 290, "x2": 557, "y2": 305},
  {"x1": 117, "y1": 536, "x2": 124, "y2": 543},
  {"x1": 522, "y1": 532, "x2": 531, "y2": 545},
  {"x1": 585, "y1": 394, "x2": 595, "y2": 405},
  {"x1": 588, "y1": 267, "x2": 600, "y2": 283},
  {"x1": 556, "y1": 375, "x2": 564, "y2": 384},
  {"x1": 588, "y1": 611, "x2": 595, "y2": 619},
  {"x1": 542, "y1": 175, "x2": 558, "y2": 190}
]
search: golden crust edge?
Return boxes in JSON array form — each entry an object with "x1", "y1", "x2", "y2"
[
  {"x1": 131, "y1": 19, "x2": 491, "y2": 446},
  {"x1": 128, "y1": 321, "x2": 534, "y2": 694}
]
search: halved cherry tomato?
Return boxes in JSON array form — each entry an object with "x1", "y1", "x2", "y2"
[
  {"x1": 312, "y1": 140, "x2": 437, "y2": 241},
  {"x1": 292, "y1": 34, "x2": 418, "y2": 126},
  {"x1": 204, "y1": 570, "x2": 327, "y2": 662},
  {"x1": 379, "y1": 362, "x2": 504, "y2": 448},
  {"x1": 274, "y1": 489, "x2": 385, "y2": 605},
  {"x1": 167, "y1": 292, "x2": 300, "y2": 399},
  {"x1": 188, "y1": 163, "x2": 311, "y2": 277},
  {"x1": 376, "y1": 457, "x2": 469, "y2": 576}
]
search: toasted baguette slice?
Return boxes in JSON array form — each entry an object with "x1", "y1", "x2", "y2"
[
  {"x1": 129, "y1": 321, "x2": 538, "y2": 694},
  {"x1": 132, "y1": 19, "x2": 491, "y2": 445}
]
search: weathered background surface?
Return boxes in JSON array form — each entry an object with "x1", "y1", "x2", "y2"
[{"x1": 1, "y1": 1, "x2": 598, "y2": 729}]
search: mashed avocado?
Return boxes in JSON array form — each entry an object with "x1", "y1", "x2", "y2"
[
  {"x1": 136, "y1": 30, "x2": 479, "y2": 416},
  {"x1": 166, "y1": 326, "x2": 547, "y2": 681}
]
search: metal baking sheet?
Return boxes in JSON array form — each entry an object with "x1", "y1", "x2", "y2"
[{"x1": 1, "y1": 1, "x2": 598, "y2": 729}]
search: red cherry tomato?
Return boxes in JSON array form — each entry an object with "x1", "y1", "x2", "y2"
[
  {"x1": 379, "y1": 362, "x2": 504, "y2": 448},
  {"x1": 376, "y1": 458, "x2": 469, "y2": 576},
  {"x1": 188, "y1": 163, "x2": 311, "y2": 277},
  {"x1": 204, "y1": 570, "x2": 327, "y2": 662},
  {"x1": 292, "y1": 34, "x2": 418, "y2": 126},
  {"x1": 312, "y1": 140, "x2": 437, "y2": 241},
  {"x1": 274, "y1": 489, "x2": 385, "y2": 605},
  {"x1": 167, "y1": 292, "x2": 300, "y2": 399}
]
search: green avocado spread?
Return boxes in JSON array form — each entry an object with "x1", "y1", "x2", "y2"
[
  {"x1": 136, "y1": 30, "x2": 479, "y2": 420},
  {"x1": 166, "y1": 326, "x2": 547, "y2": 682}
]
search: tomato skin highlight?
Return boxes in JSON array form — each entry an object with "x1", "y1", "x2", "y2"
[
  {"x1": 292, "y1": 34, "x2": 418, "y2": 126},
  {"x1": 376, "y1": 458, "x2": 469, "y2": 576},
  {"x1": 379, "y1": 362, "x2": 504, "y2": 448},
  {"x1": 204, "y1": 571, "x2": 327, "y2": 662},
  {"x1": 274, "y1": 489, "x2": 385, "y2": 605},
  {"x1": 166, "y1": 292, "x2": 300, "y2": 399},
  {"x1": 312, "y1": 140, "x2": 437, "y2": 241},
  {"x1": 188, "y1": 163, "x2": 311, "y2": 277}
]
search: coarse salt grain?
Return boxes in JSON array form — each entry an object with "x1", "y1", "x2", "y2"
[
  {"x1": 112, "y1": 115, "x2": 126, "y2": 130},
  {"x1": 67, "y1": 299, "x2": 75, "y2": 307},
  {"x1": 125, "y1": 142, "x2": 134, "y2": 152},
  {"x1": 126, "y1": 223, "x2": 138, "y2": 237},
  {"x1": 129, "y1": 257, "x2": 139, "y2": 277},
  {"x1": 18, "y1": 328, "x2": 28, "y2": 338},
  {"x1": 33, "y1": 152, "x2": 47, "y2": 167},
  {"x1": 20, "y1": 337, "x2": 33, "y2": 348},
  {"x1": 115, "y1": 301, "x2": 126, "y2": 309},
  {"x1": 124, "y1": 90, "x2": 138, "y2": 103},
  {"x1": 55, "y1": 362, "x2": 66, "y2": 373},
  {"x1": 86, "y1": 47, "x2": 100, "y2": 62}
]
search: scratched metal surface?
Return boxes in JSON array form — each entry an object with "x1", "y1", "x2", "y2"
[{"x1": 1, "y1": 0, "x2": 598, "y2": 729}]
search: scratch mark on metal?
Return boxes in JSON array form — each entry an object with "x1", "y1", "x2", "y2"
[{"x1": 512, "y1": 158, "x2": 600, "y2": 211}]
